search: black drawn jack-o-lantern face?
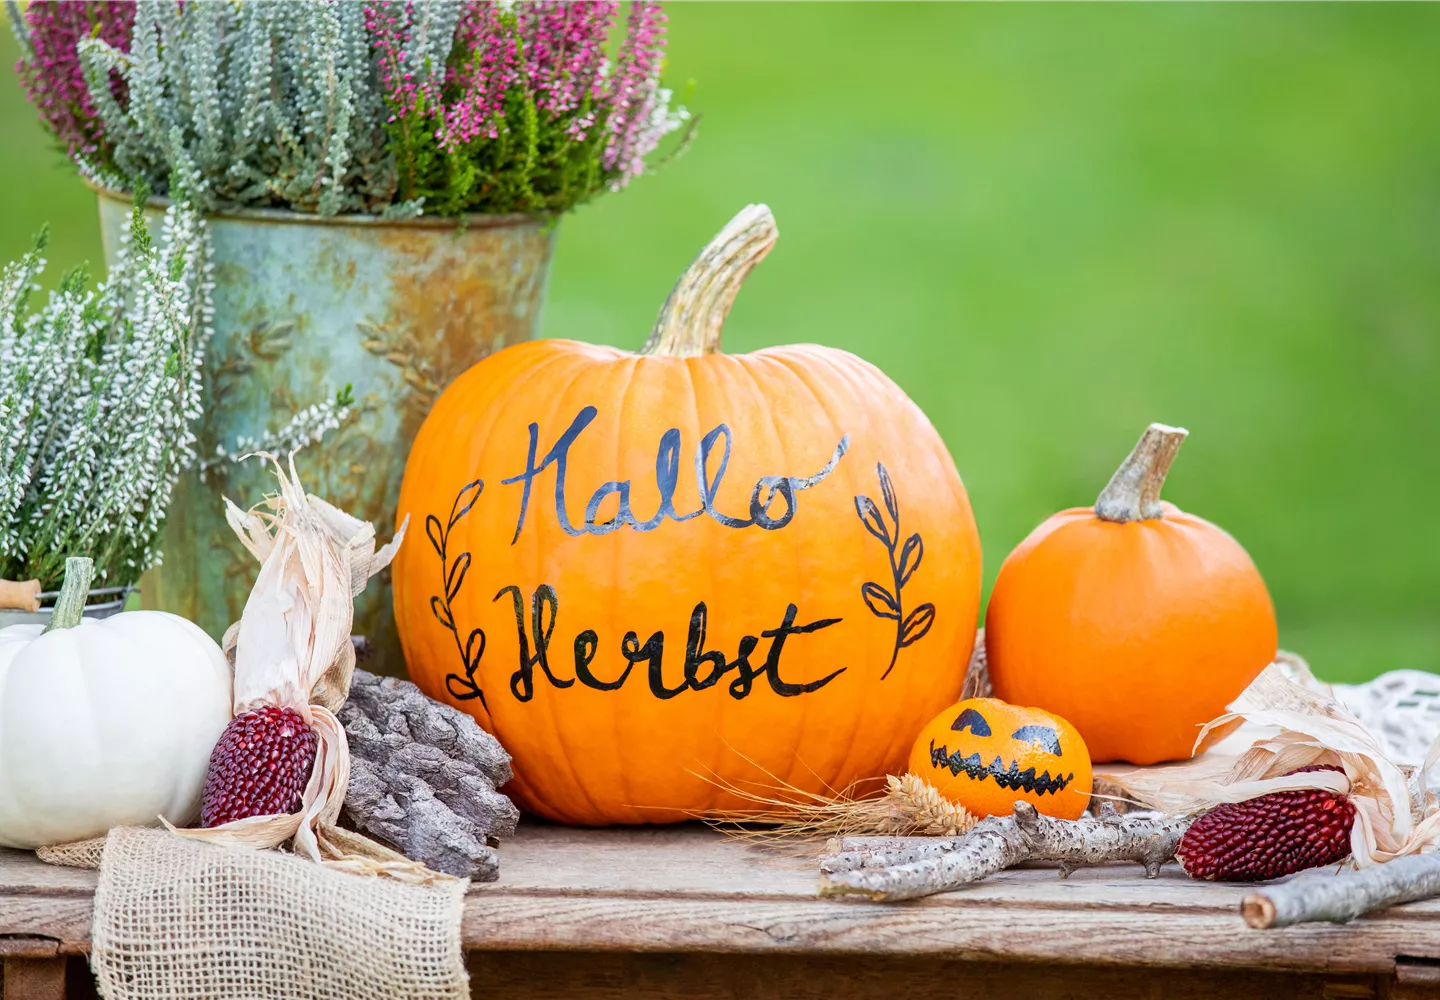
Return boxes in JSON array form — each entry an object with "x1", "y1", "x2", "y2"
[
  {"x1": 936, "y1": 707, "x2": 1072, "y2": 795},
  {"x1": 906, "y1": 697, "x2": 1094, "y2": 820}
]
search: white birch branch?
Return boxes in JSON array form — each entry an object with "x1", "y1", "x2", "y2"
[
  {"x1": 1243, "y1": 853, "x2": 1440, "y2": 928},
  {"x1": 818, "y1": 802, "x2": 1189, "y2": 901},
  {"x1": 821, "y1": 835, "x2": 970, "y2": 874}
]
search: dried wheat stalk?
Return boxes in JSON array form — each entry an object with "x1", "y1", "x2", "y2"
[
  {"x1": 705, "y1": 771, "x2": 978, "y2": 846},
  {"x1": 699, "y1": 630, "x2": 988, "y2": 843}
]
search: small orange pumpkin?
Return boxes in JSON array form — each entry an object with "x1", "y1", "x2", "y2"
[
  {"x1": 985, "y1": 424, "x2": 1277, "y2": 765},
  {"x1": 394, "y1": 205, "x2": 983, "y2": 824},
  {"x1": 908, "y1": 698, "x2": 1091, "y2": 820}
]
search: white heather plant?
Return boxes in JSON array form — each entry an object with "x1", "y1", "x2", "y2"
[
  {"x1": 0, "y1": 187, "x2": 212, "y2": 591},
  {"x1": 201, "y1": 386, "x2": 355, "y2": 477},
  {"x1": 76, "y1": 0, "x2": 400, "y2": 216}
]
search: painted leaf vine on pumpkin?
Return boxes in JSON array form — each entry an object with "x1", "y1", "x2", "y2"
[
  {"x1": 855, "y1": 495, "x2": 892, "y2": 547},
  {"x1": 901, "y1": 604, "x2": 937, "y2": 648},
  {"x1": 880, "y1": 463, "x2": 900, "y2": 524},
  {"x1": 897, "y1": 534, "x2": 923, "y2": 586},
  {"x1": 861, "y1": 582, "x2": 900, "y2": 621},
  {"x1": 445, "y1": 552, "x2": 471, "y2": 602},
  {"x1": 855, "y1": 463, "x2": 936, "y2": 679},
  {"x1": 426, "y1": 478, "x2": 488, "y2": 705}
]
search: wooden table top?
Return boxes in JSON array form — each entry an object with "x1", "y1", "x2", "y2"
[{"x1": 3, "y1": 823, "x2": 1440, "y2": 977}]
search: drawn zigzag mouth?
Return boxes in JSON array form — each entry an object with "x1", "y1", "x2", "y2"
[{"x1": 928, "y1": 740, "x2": 1074, "y2": 796}]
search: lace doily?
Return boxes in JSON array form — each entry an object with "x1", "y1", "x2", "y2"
[{"x1": 1332, "y1": 670, "x2": 1440, "y2": 770}]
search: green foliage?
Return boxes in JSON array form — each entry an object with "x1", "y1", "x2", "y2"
[{"x1": 394, "y1": 83, "x2": 615, "y2": 217}]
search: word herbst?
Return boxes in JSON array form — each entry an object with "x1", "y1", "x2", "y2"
[{"x1": 497, "y1": 584, "x2": 848, "y2": 702}]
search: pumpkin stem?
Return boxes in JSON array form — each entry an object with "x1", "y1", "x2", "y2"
[
  {"x1": 43, "y1": 556, "x2": 94, "y2": 633},
  {"x1": 642, "y1": 204, "x2": 778, "y2": 358},
  {"x1": 1094, "y1": 423, "x2": 1189, "y2": 523}
]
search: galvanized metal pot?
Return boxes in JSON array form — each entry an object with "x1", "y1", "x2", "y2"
[
  {"x1": 95, "y1": 187, "x2": 556, "y2": 675},
  {"x1": 0, "y1": 586, "x2": 135, "y2": 630}
]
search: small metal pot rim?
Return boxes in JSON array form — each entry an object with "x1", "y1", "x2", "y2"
[
  {"x1": 88, "y1": 179, "x2": 552, "y2": 230},
  {"x1": 35, "y1": 583, "x2": 137, "y2": 613}
]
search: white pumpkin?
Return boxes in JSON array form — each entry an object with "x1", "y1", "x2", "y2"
[{"x1": 0, "y1": 559, "x2": 232, "y2": 849}]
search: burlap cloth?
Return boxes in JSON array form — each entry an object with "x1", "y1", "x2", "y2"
[
  {"x1": 36, "y1": 836, "x2": 106, "y2": 869},
  {"x1": 76, "y1": 826, "x2": 468, "y2": 1000}
]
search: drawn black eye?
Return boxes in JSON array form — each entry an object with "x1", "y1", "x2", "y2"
[
  {"x1": 951, "y1": 708, "x2": 991, "y2": 737},
  {"x1": 1011, "y1": 725, "x2": 1062, "y2": 755}
]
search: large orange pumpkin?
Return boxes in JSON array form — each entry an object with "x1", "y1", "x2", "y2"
[
  {"x1": 907, "y1": 698, "x2": 1092, "y2": 820},
  {"x1": 985, "y1": 424, "x2": 1277, "y2": 765},
  {"x1": 394, "y1": 205, "x2": 983, "y2": 824}
]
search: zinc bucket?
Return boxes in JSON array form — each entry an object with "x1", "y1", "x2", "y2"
[{"x1": 95, "y1": 186, "x2": 556, "y2": 675}]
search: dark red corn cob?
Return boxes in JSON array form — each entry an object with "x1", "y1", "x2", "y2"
[
  {"x1": 201, "y1": 706, "x2": 319, "y2": 827},
  {"x1": 1176, "y1": 766, "x2": 1356, "y2": 882}
]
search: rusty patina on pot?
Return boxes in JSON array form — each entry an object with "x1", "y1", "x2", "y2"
[{"x1": 96, "y1": 187, "x2": 556, "y2": 675}]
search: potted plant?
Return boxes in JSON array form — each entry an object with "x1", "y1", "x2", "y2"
[
  {"x1": 0, "y1": 187, "x2": 209, "y2": 627},
  {"x1": 9, "y1": 0, "x2": 691, "y2": 670}
]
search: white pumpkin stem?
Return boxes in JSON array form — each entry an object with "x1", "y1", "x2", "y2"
[
  {"x1": 43, "y1": 556, "x2": 94, "y2": 633},
  {"x1": 1094, "y1": 423, "x2": 1189, "y2": 523},
  {"x1": 642, "y1": 204, "x2": 778, "y2": 358}
]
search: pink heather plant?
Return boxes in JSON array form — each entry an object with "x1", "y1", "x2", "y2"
[
  {"x1": 371, "y1": 0, "x2": 689, "y2": 215},
  {"x1": 602, "y1": 0, "x2": 667, "y2": 182},
  {"x1": 10, "y1": 0, "x2": 135, "y2": 165},
  {"x1": 11, "y1": 0, "x2": 688, "y2": 217},
  {"x1": 438, "y1": 2, "x2": 519, "y2": 149},
  {"x1": 517, "y1": 1, "x2": 613, "y2": 128}
]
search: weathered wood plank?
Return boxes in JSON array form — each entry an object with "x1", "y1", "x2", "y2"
[
  {"x1": 5, "y1": 824, "x2": 1440, "y2": 980},
  {"x1": 0, "y1": 853, "x2": 96, "y2": 960},
  {"x1": 1392, "y1": 958, "x2": 1440, "y2": 998},
  {"x1": 0, "y1": 895, "x2": 94, "y2": 956},
  {"x1": 2, "y1": 956, "x2": 67, "y2": 1000},
  {"x1": 461, "y1": 891, "x2": 1440, "y2": 973},
  {"x1": 473, "y1": 824, "x2": 1440, "y2": 915},
  {"x1": 0, "y1": 856, "x2": 96, "y2": 897},
  {"x1": 461, "y1": 824, "x2": 1440, "y2": 973},
  {"x1": 465, "y1": 951, "x2": 1382, "y2": 1000}
]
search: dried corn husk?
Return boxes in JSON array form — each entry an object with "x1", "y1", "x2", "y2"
[
  {"x1": 165, "y1": 454, "x2": 418, "y2": 876},
  {"x1": 1105, "y1": 663, "x2": 1440, "y2": 867}
]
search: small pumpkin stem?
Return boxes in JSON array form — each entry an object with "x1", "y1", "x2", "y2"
[
  {"x1": 43, "y1": 556, "x2": 94, "y2": 633},
  {"x1": 1094, "y1": 423, "x2": 1189, "y2": 523},
  {"x1": 642, "y1": 204, "x2": 778, "y2": 358}
]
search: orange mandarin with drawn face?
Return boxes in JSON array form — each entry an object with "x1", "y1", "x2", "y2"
[{"x1": 908, "y1": 698, "x2": 1092, "y2": 821}]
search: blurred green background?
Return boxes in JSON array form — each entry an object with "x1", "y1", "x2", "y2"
[{"x1": 3, "y1": 4, "x2": 1436, "y2": 682}]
